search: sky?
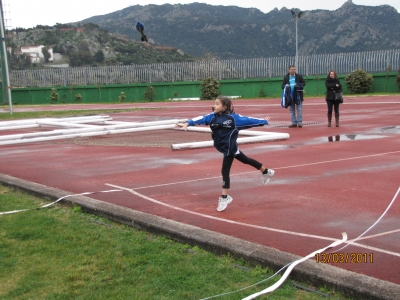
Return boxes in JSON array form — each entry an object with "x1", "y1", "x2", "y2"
[{"x1": 3, "y1": 0, "x2": 400, "y2": 29}]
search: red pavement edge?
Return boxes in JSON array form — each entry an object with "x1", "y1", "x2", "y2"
[{"x1": 1, "y1": 173, "x2": 399, "y2": 300}]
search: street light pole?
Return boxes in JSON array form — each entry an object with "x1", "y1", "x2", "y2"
[
  {"x1": 0, "y1": 0, "x2": 12, "y2": 114},
  {"x1": 291, "y1": 9, "x2": 303, "y2": 69}
]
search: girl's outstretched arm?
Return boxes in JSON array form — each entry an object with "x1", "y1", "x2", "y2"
[
  {"x1": 234, "y1": 113, "x2": 270, "y2": 130},
  {"x1": 175, "y1": 121, "x2": 189, "y2": 131},
  {"x1": 176, "y1": 113, "x2": 215, "y2": 131}
]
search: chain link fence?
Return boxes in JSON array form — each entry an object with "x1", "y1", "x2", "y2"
[{"x1": 8, "y1": 49, "x2": 400, "y2": 88}]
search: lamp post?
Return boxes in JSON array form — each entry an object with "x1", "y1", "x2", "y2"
[
  {"x1": 0, "y1": 0, "x2": 12, "y2": 114},
  {"x1": 291, "y1": 9, "x2": 304, "y2": 69}
]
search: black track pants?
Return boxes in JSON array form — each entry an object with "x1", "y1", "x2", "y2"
[{"x1": 221, "y1": 151, "x2": 262, "y2": 189}]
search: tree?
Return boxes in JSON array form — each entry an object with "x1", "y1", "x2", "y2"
[
  {"x1": 78, "y1": 40, "x2": 90, "y2": 52},
  {"x1": 9, "y1": 52, "x2": 31, "y2": 70},
  {"x1": 42, "y1": 47, "x2": 51, "y2": 62},
  {"x1": 69, "y1": 50, "x2": 93, "y2": 67},
  {"x1": 94, "y1": 50, "x2": 105, "y2": 63}
]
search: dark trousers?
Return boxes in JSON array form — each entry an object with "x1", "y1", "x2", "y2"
[
  {"x1": 221, "y1": 151, "x2": 262, "y2": 189},
  {"x1": 327, "y1": 100, "x2": 340, "y2": 115}
]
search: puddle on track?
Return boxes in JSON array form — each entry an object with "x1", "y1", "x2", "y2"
[{"x1": 326, "y1": 134, "x2": 388, "y2": 142}]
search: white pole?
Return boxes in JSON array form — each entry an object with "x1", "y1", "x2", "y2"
[
  {"x1": 180, "y1": 126, "x2": 288, "y2": 137},
  {"x1": 36, "y1": 121, "x2": 101, "y2": 128},
  {"x1": 171, "y1": 133, "x2": 289, "y2": 150},
  {"x1": 295, "y1": 17, "x2": 298, "y2": 68},
  {"x1": 0, "y1": 115, "x2": 111, "y2": 127},
  {"x1": 0, "y1": 116, "x2": 289, "y2": 147},
  {"x1": 0, "y1": 4, "x2": 12, "y2": 114},
  {"x1": 0, "y1": 124, "x2": 177, "y2": 145},
  {"x1": 0, "y1": 117, "x2": 186, "y2": 142}
]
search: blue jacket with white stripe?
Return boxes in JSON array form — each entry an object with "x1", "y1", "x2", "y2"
[{"x1": 187, "y1": 112, "x2": 268, "y2": 156}]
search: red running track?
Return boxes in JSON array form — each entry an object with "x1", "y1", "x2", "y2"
[{"x1": 1, "y1": 96, "x2": 399, "y2": 284}]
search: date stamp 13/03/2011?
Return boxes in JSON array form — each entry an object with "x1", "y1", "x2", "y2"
[{"x1": 315, "y1": 253, "x2": 373, "y2": 264}]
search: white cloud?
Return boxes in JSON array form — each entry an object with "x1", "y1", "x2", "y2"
[{"x1": 4, "y1": 0, "x2": 399, "y2": 29}]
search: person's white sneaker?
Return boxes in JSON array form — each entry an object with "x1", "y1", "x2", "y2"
[
  {"x1": 261, "y1": 169, "x2": 275, "y2": 185},
  {"x1": 217, "y1": 195, "x2": 233, "y2": 212}
]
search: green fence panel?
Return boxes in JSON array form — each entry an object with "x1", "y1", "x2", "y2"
[{"x1": 4, "y1": 73, "x2": 399, "y2": 106}]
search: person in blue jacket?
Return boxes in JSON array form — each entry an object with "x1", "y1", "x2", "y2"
[
  {"x1": 281, "y1": 65, "x2": 306, "y2": 128},
  {"x1": 176, "y1": 96, "x2": 275, "y2": 212},
  {"x1": 135, "y1": 21, "x2": 148, "y2": 42}
]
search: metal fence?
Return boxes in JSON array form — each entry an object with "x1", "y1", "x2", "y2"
[{"x1": 9, "y1": 49, "x2": 400, "y2": 88}]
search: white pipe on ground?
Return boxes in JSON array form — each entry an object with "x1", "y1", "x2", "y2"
[
  {"x1": 36, "y1": 121, "x2": 102, "y2": 128},
  {"x1": 0, "y1": 115, "x2": 288, "y2": 148},
  {"x1": 0, "y1": 124, "x2": 41, "y2": 131},
  {"x1": 0, "y1": 124, "x2": 177, "y2": 146},
  {"x1": 0, "y1": 115, "x2": 111, "y2": 131},
  {"x1": 183, "y1": 126, "x2": 285, "y2": 137},
  {"x1": 0, "y1": 118, "x2": 185, "y2": 142},
  {"x1": 171, "y1": 133, "x2": 289, "y2": 150}
]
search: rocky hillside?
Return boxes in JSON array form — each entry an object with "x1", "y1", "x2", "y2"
[
  {"x1": 8, "y1": 0, "x2": 400, "y2": 70},
  {"x1": 81, "y1": 0, "x2": 400, "y2": 59},
  {"x1": 9, "y1": 23, "x2": 196, "y2": 69}
]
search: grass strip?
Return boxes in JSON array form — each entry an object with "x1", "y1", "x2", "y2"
[
  {"x1": 0, "y1": 184, "x2": 347, "y2": 300},
  {"x1": 0, "y1": 108, "x2": 159, "y2": 121}
]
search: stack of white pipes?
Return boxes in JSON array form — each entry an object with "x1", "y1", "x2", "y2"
[
  {"x1": 171, "y1": 127, "x2": 289, "y2": 150},
  {"x1": 0, "y1": 115, "x2": 289, "y2": 148}
]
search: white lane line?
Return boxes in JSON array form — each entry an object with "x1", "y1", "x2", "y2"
[
  {"x1": 354, "y1": 228, "x2": 400, "y2": 241},
  {"x1": 133, "y1": 150, "x2": 400, "y2": 191},
  {"x1": 105, "y1": 183, "x2": 400, "y2": 257},
  {"x1": 341, "y1": 241, "x2": 400, "y2": 257},
  {"x1": 106, "y1": 183, "x2": 336, "y2": 242},
  {"x1": 275, "y1": 150, "x2": 400, "y2": 170},
  {"x1": 332, "y1": 187, "x2": 400, "y2": 253}
]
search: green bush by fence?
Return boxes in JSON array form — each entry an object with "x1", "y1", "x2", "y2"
[{"x1": 3, "y1": 72, "x2": 399, "y2": 105}]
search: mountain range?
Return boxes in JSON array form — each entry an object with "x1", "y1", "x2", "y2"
[{"x1": 81, "y1": 0, "x2": 400, "y2": 60}]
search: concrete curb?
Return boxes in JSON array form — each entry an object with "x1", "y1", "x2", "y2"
[{"x1": 1, "y1": 173, "x2": 399, "y2": 300}]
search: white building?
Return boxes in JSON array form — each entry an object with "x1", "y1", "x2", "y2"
[{"x1": 21, "y1": 45, "x2": 54, "y2": 63}]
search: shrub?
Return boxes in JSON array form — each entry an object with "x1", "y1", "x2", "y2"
[
  {"x1": 144, "y1": 86, "x2": 155, "y2": 101},
  {"x1": 259, "y1": 87, "x2": 266, "y2": 97},
  {"x1": 345, "y1": 69, "x2": 373, "y2": 94},
  {"x1": 118, "y1": 92, "x2": 126, "y2": 102},
  {"x1": 200, "y1": 77, "x2": 220, "y2": 100},
  {"x1": 396, "y1": 67, "x2": 400, "y2": 90},
  {"x1": 50, "y1": 88, "x2": 59, "y2": 103},
  {"x1": 75, "y1": 94, "x2": 82, "y2": 101}
]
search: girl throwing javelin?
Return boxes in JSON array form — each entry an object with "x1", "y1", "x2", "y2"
[{"x1": 176, "y1": 96, "x2": 274, "y2": 212}]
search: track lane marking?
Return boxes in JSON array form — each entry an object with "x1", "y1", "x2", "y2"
[
  {"x1": 133, "y1": 150, "x2": 400, "y2": 190},
  {"x1": 106, "y1": 183, "x2": 400, "y2": 257}
]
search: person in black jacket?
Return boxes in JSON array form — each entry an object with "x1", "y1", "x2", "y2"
[
  {"x1": 325, "y1": 70, "x2": 342, "y2": 127},
  {"x1": 176, "y1": 96, "x2": 274, "y2": 212},
  {"x1": 281, "y1": 65, "x2": 306, "y2": 128}
]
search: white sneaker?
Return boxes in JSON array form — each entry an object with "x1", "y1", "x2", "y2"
[
  {"x1": 217, "y1": 195, "x2": 233, "y2": 212},
  {"x1": 261, "y1": 169, "x2": 275, "y2": 185}
]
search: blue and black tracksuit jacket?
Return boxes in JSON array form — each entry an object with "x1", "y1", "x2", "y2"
[{"x1": 187, "y1": 112, "x2": 268, "y2": 156}]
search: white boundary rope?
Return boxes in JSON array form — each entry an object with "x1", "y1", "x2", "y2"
[
  {"x1": 200, "y1": 186, "x2": 400, "y2": 299},
  {"x1": 241, "y1": 233, "x2": 348, "y2": 300},
  {"x1": 0, "y1": 189, "x2": 122, "y2": 215},
  {"x1": 331, "y1": 186, "x2": 400, "y2": 253}
]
